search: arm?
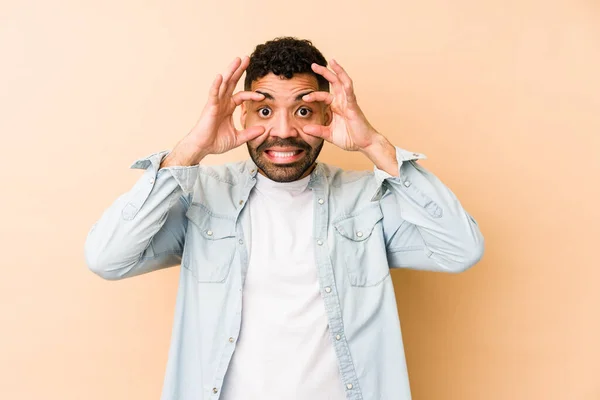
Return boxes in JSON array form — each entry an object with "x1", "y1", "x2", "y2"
[
  {"x1": 85, "y1": 56, "x2": 265, "y2": 280},
  {"x1": 84, "y1": 151, "x2": 198, "y2": 280},
  {"x1": 301, "y1": 60, "x2": 484, "y2": 272},
  {"x1": 372, "y1": 145, "x2": 484, "y2": 273}
]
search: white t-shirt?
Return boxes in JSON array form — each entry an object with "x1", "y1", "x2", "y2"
[{"x1": 220, "y1": 172, "x2": 345, "y2": 400}]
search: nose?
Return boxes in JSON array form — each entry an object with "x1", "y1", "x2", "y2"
[{"x1": 269, "y1": 112, "x2": 298, "y2": 139}]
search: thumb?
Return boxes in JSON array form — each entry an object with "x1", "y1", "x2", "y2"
[
  {"x1": 235, "y1": 125, "x2": 266, "y2": 147},
  {"x1": 303, "y1": 124, "x2": 332, "y2": 142}
]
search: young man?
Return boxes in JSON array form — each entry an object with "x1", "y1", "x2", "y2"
[{"x1": 85, "y1": 37, "x2": 484, "y2": 400}]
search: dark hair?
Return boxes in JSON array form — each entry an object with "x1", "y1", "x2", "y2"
[{"x1": 244, "y1": 37, "x2": 329, "y2": 92}]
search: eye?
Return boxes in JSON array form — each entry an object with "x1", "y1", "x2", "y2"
[
  {"x1": 296, "y1": 107, "x2": 312, "y2": 118},
  {"x1": 258, "y1": 107, "x2": 272, "y2": 118}
]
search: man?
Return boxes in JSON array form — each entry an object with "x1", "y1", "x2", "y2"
[{"x1": 85, "y1": 37, "x2": 484, "y2": 400}]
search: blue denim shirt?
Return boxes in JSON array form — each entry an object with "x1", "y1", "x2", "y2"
[{"x1": 85, "y1": 146, "x2": 484, "y2": 400}]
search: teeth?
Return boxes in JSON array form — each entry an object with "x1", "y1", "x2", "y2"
[{"x1": 271, "y1": 151, "x2": 297, "y2": 158}]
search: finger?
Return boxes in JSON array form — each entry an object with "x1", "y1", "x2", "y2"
[
  {"x1": 330, "y1": 59, "x2": 355, "y2": 94},
  {"x1": 302, "y1": 124, "x2": 332, "y2": 142},
  {"x1": 311, "y1": 63, "x2": 339, "y2": 85},
  {"x1": 222, "y1": 57, "x2": 242, "y2": 83},
  {"x1": 208, "y1": 74, "x2": 223, "y2": 105},
  {"x1": 235, "y1": 125, "x2": 266, "y2": 146},
  {"x1": 330, "y1": 59, "x2": 357, "y2": 103},
  {"x1": 302, "y1": 91, "x2": 334, "y2": 105},
  {"x1": 228, "y1": 56, "x2": 250, "y2": 92},
  {"x1": 219, "y1": 57, "x2": 242, "y2": 97},
  {"x1": 222, "y1": 56, "x2": 250, "y2": 99},
  {"x1": 232, "y1": 90, "x2": 265, "y2": 106}
]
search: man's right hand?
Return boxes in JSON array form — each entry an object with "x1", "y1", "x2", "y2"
[{"x1": 160, "y1": 56, "x2": 265, "y2": 168}]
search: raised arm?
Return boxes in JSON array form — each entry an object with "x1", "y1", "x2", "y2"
[
  {"x1": 84, "y1": 152, "x2": 194, "y2": 280},
  {"x1": 301, "y1": 59, "x2": 484, "y2": 272},
  {"x1": 85, "y1": 56, "x2": 266, "y2": 280}
]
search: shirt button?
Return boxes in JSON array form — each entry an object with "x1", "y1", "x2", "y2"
[
  {"x1": 206, "y1": 230, "x2": 213, "y2": 236},
  {"x1": 228, "y1": 337, "x2": 234, "y2": 343},
  {"x1": 325, "y1": 287, "x2": 332, "y2": 293},
  {"x1": 149, "y1": 177, "x2": 155, "y2": 184},
  {"x1": 403, "y1": 180, "x2": 411, "y2": 187},
  {"x1": 238, "y1": 239, "x2": 244, "y2": 245},
  {"x1": 239, "y1": 200, "x2": 244, "y2": 205},
  {"x1": 356, "y1": 231, "x2": 363, "y2": 238},
  {"x1": 318, "y1": 198, "x2": 324, "y2": 205},
  {"x1": 212, "y1": 387, "x2": 219, "y2": 394},
  {"x1": 336, "y1": 334, "x2": 341, "y2": 340},
  {"x1": 317, "y1": 240, "x2": 323, "y2": 246},
  {"x1": 346, "y1": 383, "x2": 353, "y2": 390}
]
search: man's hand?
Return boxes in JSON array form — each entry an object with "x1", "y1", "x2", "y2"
[
  {"x1": 161, "y1": 57, "x2": 265, "y2": 168},
  {"x1": 302, "y1": 60, "x2": 399, "y2": 176}
]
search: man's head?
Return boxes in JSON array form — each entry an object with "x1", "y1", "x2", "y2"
[{"x1": 241, "y1": 37, "x2": 332, "y2": 182}]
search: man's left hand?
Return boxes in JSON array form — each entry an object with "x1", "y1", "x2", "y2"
[
  {"x1": 303, "y1": 60, "x2": 399, "y2": 176},
  {"x1": 302, "y1": 59, "x2": 379, "y2": 151}
]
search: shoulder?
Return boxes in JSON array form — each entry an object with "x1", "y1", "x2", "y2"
[
  {"x1": 320, "y1": 163, "x2": 375, "y2": 188},
  {"x1": 197, "y1": 160, "x2": 249, "y2": 186}
]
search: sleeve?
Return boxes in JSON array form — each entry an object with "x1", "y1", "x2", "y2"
[
  {"x1": 376, "y1": 147, "x2": 484, "y2": 273},
  {"x1": 83, "y1": 150, "x2": 199, "y2": 280}
]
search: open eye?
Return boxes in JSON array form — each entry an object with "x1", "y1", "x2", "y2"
[
  {"x1": 258, "y1": 107, "x2": 272, "y2": 118},
  {"x1": 296, "y1": 107, "x2": 313, "y2": 118}
]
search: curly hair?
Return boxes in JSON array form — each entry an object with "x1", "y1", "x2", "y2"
[{"x1": 244, "y1": 37, "x2": 329, "y2": 92}]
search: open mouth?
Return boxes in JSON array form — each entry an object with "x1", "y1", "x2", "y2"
[{"x1": 264, "y1": 149, "x2": 305, "y2": 164}]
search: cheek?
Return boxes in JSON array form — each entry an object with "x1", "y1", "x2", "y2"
[{"x1": 298, "y1": 131, "x2": 324, "y2": 149}]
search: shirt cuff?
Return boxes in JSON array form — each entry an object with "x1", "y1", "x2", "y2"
[
  {"x1": 371, "y1": 147, "x2": 426, "y2": 200},
  {"x1": 130, "y1": 150, "x2": 199, "y2": 195},
  {"x1": 129, "y1": 150, "x2": 171, "y2": 171}
]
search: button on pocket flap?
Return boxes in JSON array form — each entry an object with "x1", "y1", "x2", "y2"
[
  {"x1": 334, "y1": 205, "x2": 383, "y2": 241},
  {"x1": 185, "y1": 204, "x2": 236, "y2": 239}
]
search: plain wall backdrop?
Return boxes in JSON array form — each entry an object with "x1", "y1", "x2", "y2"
[{"x1": 1, "y1": 0, "x2": 599, "y2": 399}]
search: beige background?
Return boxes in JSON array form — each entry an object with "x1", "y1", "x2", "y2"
[{"x1": 1, "y1": 0, "x2": 599, "y2": 399}]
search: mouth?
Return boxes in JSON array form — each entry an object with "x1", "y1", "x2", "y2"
[{"x1": 263, "y1": 148, "x2": 306, "y2": 164}]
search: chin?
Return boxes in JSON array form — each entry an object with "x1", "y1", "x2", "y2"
[{"x1": 259, "y1": 161, "x2": 311, "y2": 182}]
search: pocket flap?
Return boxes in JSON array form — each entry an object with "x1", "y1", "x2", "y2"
[
  {"x1": 334, "y1": 205, "x2": 383, "y2": 241},
  {"x1": 185, "y1": 203, "x2": 236, "y2": 239}
]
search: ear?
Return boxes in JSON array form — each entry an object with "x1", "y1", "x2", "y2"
[{"x1": 240, "y1": 102, "x2": 247, "y2": 128}]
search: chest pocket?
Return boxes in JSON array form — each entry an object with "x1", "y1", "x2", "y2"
[
  {"x1": 183, "y1": 203, "x2": 237, "y2": 283},
  {"x1": 333, "y1": 205, "x2": 390, "y2": 287}
]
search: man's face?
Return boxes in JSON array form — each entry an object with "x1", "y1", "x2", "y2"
[{"x1": 241, "y1": 73, "x2": 331, "y2": 182}]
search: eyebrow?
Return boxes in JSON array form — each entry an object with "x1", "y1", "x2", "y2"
[{"x1": 254, "y1": 90, "x2": 315, "y2": 102}]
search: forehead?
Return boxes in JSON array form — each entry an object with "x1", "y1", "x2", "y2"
[{"x1": 250, "y1": 73, "x2": 319, "y2": 102}]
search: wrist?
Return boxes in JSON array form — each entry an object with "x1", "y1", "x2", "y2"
[
  {"x1": 360, "y1": 133, "x2": 399, "y2": 176},
  {"x1": 160, "y1": 141, "x2": 208, "y2": 169},
  {"x1": 359, "y1": 132, "x2": 390, "y2": 158}
]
